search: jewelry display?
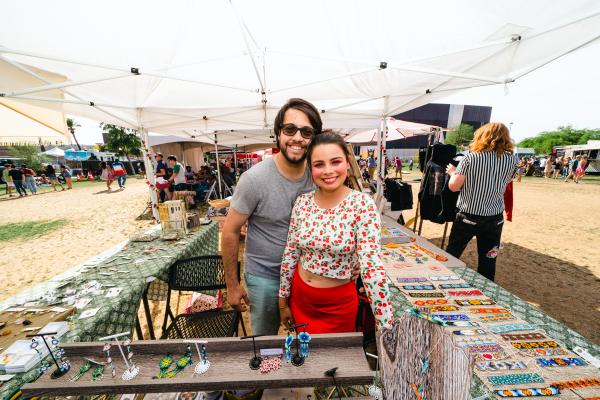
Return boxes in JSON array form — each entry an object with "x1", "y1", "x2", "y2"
[
  {"x1": 99, "y1": 332, "x2": 140, "y2": 380},
  {"x1": 183, "y1": 340, "x2": 210, "y2": 375},
  {"x1": 241, "y1": 334, "x2": 264, "y2": 370},
  {"x1": 289, "y1": 322, "x2": 308, "y2": 367},
  {"x1": 487, "y1": 372, "x2": 545, "y2": 386},
  {"x1": 27, "y1": 332, "x2": 70, "y2": 379}
]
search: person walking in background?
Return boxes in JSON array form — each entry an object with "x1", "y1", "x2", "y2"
[
  {"x1": 112, "y1": 161, "x2": 127, "y2": 189},
  {"x1": 45, "y1": 164, "x2": 64, "y2": 191},
  {"x1": 21, "y1": 164, "x2": 37, "y2": 194},
  {"x1": 574, "y1": 155, "x2": 588, "y2": 184},
  {"x1": 553, "y1": 156, "x2": 563, "y2": 179},
  {"x1": 544, "y1": 156, "x2": 553, "y2": 178},
  {"x1": 409, "y1": 158, "x2": 414, "y2": 171},
  {"x1": 516, "y1": 157, "x2": 526, "y2": 183},
  {"x1": 8, "y1": 164, "x2": 27, "y2": 196},
  {"x1": 562, "y1": 157, "x2": 571, "y2": 178},
  {"x1": 60, "y1": 164, "x2": 73, "y2": 190},
  {"x1": 2, "y1": 163, "x2": 15, "y2": 197},
  {"x1": 367, "y1": 153, "x2": 377, "y2": 179},
  {"x1": 100, "y1": 161, "x2": 114, "y2": 191},
  {"x1": 564, "y1": 155, "x2": 580, "y2": 182},
  {"x1": 445, "y1": 122, "x2": 518, "y2": 281},
  {"x1": 394, "y1": 156, "x2": 403, "y2": 179}
]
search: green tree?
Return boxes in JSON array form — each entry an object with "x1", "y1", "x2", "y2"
[
  {"x1": 66, "y1": 117, "x2": 82, "y2": 150},
  {"x1": 8, "y1": 145, "x2": 50, "y2": 171},
  {"x1": 518, "y1": 125, "x2": 600, "y2": 154},
  {"x1": 445, "y1": 123, "x2": 474, "y2": 148},
  {"x1": 100, "y1": 123, "x2": 142, "y2": 165}
]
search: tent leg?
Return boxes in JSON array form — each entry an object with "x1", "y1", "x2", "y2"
[
  {"x1": 441, "y1": 222, "x2": 449, "y2": 249},
  {"x1": 214, "y1": 135, "x2": 223, "y2": 199},
  {"x1": 139, "y1": 128, "x2": 159, "y2": 221},
  {"x1": 234, "y1": 144, "x2": 238, "y2": 183}
]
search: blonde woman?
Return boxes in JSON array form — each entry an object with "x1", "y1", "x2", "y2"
[
  {"x1": 445, "y1": 122, "x2": 518, "y2": 281},
  {"x1": 574, "y1": 156, "x2": 588, "y2": 183}
]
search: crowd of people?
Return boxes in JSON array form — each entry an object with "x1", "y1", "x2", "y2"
[
  {"x1": 516, "y1": 154, "x2": 589, "y2": 183},
  {"x1": 1, "y1": 163, "x2": 73, "y2": 197},
  {"x1": 358, "y1": 154, "x2": 414, "y2": 182}
]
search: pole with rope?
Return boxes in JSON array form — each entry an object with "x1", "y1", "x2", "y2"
[{"x1": 214, "y1": 134, "x2": 223, "y2": 198}]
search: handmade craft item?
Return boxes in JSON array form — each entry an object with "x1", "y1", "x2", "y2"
[
  {"x1": 70, "y1": 360, "x2": 93, "y2": 382},
  {"x1": 494, "y1": 387, "x2": 560, "y2": 397},
  {"x1": 444, "y1": 321, "x2": 480, "y2": 327},
  {"x1": 409, "y1": 244, "x2": 449, "y2": 262},
  {"x1": 397, "y1": 277, "x2": 429, "y2": 283},
  {"x1": 487, "y1": 373, "x2": 544, "y2": 386},
  {"x1": 488, "y1": 323, "x2": 538, "y2": 334},
  {"x1": 425, "y1": 305, "x2": 460, "y2": 312},
  {"x1": 467, "y1": 344, "x2": 504, "y2": 353},
  {"x1": 455, "y1": 299, "x2": 496, "y2": 306},
  {"x1": 402, "y1": 284, "x2": 435, "y2": 291},
  {"x1": 550, "y1": 377, "x2": 600, "y2": 390},
  {"x1": 298, "y1": 330, "x2": 311, "y2": 358},
  {"x1": 414, "y1": 299, "x2": 448, "y2": 306},
  {"x1": 166, "y1": 346, "x2": 192, "y2": 378},
  {"x1": 99, "y1": 332, "x2": 139, "y2": 380},
  {"x1": 452, "y1": 329, "x2": 486, "y2": 336},
  {"x1": 475, "y1": 360, "x2": 527, "y2": 371},
  {"x1": 284, "y1": 332, "x2": 293, "y2": 365},
  {"x1": 153, "y1": 354, "x2": 174, "y2": 379},
  {"x1": 408, "y1": 292, "x2": 445, "y2": 298},
  {"x1": 429, "y1": 276, "x2": 460, "y2": 281},
  {"x1": 478, "y1": 351, "x2": 509, "y2": 361},
  {"x1": 31, "y1": 338, "x2": 51, "y2": 375},
  {"x1": 431, "y1": 314, "x2": 469, "y2": 321},
  {"x1": 184, "y1": 340, "x2": 210, "y2": 375},
  {"x1": 536, "y1": 357, "x2": 587, "y2": 367},
  {"x1": 288, "y1": 322, "x2": 309, "y2": 366},
  {"x1": 241, "y1": 334, "x2": 264, "y2": 369},
  {"x1": 447, "y1": 290, "x2": 484, "y2": 296},
  {"x1": 455, "y1": 337, "x2": 496, "y2": 347},
  {"x1": 91, "y1": 364, "x2": 105, "y2": 381},
  {"x1": 479, "y1": 314, "x2": 515, "y2": 323},
  {"x1": 517, "y1": 348, "x2": 570, "y2": 357},
  {"x1": 511, "y1": 341, "x2": 560, "y2": 349},
  {"x1": 501, "y1": 333, "x2": 547, "y2": 341},
  {"x1": 259, "y1": 355, "x2": 282, "y2": 374},
  {"x1": 438, "y1": 283, "x2": 471, "y2": 289},
  {"x1": 469, "y1": 307, "x2": 511, "y2": 314},
  {"x1": 29, "y1": 333, "x2": 70, "y2": 379}
]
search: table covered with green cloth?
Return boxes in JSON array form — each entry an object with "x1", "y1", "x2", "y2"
[
  {"x1": 0, "y1": 222, "x2": 219, "y2": 400},
  {"x1": 388, "y1": 265, "x2": 600, "y2": 398}
]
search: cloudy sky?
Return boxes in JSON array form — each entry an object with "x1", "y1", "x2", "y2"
[{"x1": 71, "y1": 43, "x2": 600, "y2": 145}]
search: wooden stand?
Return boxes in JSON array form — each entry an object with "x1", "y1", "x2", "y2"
[
  {"x1": 22, "y1": 333, "x2": 373, "y2": 397},
  {"x1": 376, "y1": 314, "x2": 473, "y2": 400}
]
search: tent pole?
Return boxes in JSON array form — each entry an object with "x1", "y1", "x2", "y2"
[
  {"x1": 139, "y1": 128, "x2": 159, "y2": 221},
  {"x1": 214, "y1": 134, "x2": 223, "y2": 199},
  {"x1": 376, "y1": 119, "x2": 383, "y2": 196},
  {"x1": 234, "y1": 144, "x2": 238, "y2": 182}
]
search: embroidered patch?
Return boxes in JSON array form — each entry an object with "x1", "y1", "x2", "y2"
[
  {"x1": 487, "y1": 373, "x2": 544, "y2": 386},
  {"x1": 432, "y1": 314, "x2": 470, "y2": 321},
  {"x1": 402, "y1": 284, "x2": 435, "y2": 291},
  {"x1": 511, "y1": 341, "x2": 560, "y2": 350},
  {"x1": 397, "y1": 277, "x2": 429, "y2": 283},
  {"x1": 455, "y1": 299, "x2": 496, "y2": 306},
  {"x1": 518, "y1": 348, "x2": 570, "y2": 357},
  {"x1": 475, "y1": 360, "x2": 528, "y2": 371},
  {"x1": 452, "y1": 329, "x2": 487, "y2": 336},
  {"x1": 501, "y1": 332, "x2": 546, "y2": 341},
  {"x1": 536, "y1": 357, "x2": 587, "y2": 367},
  {"x1": 478, "y1": 351, "x2": 509, "y2": 361},
  {"x1": 494, "y1": 387, "x2": 560, "y2": 397},
  {"x1": 429, "y1": 275, "x2": 460, "y2": 281},
  {"x1": 439, "y1": 283, "x2": 471, "y2": 289},
  {"x1": 469, "y1": 307, "x2": 511, "y2": 314},
  {"x1": 488, "y1": 323, "x2": 538, "y2": 334},
  {"x1": 408, "y1": 292, "x2": 445, "y2": 298},
  {"x1": 551, "y1": 377, "x2": 600, "y2": 390},
  {"x1": 480, "y1": 313, "x2": 515, "y2": 323},
  {"x1": 414, "y1": 299, "x2": 448, "y2": 306},
  {"x1": 447, "y1": 290, "x2": 485, "y2": 296}
]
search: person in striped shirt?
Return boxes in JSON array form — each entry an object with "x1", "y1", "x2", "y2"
[{"x1": 445, "y1": 122, "x2": 518, "y2": 281}]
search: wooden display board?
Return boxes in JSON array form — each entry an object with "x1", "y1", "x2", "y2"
[
  {"x1": 22, "y1": 333, "x2": 373, "y2": 396},
  {"x1": 346, "y1": 144, "x2": 370, "y2": 193}
]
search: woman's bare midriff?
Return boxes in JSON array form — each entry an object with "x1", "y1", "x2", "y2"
[{"x1": 298, "y1": 261, "x2": 350, "y2": 288}]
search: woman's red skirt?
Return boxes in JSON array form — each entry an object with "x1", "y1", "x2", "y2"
[{"x1": 289, "y1": 268, "x2": 358, "y2": 334}]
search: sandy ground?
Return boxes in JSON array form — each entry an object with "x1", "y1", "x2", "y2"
[
  {"x1": 400, "y1": 172, "x2": 600, "y2": 344},
  {"x1": 1, "y1": 173, "x2": 598, "y2": 344},
  {"x1": 0, "y1": 179, "x2": 154, "y2": 300}
]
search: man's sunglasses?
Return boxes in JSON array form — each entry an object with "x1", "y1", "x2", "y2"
[{"x1": 280, "y1": 123, "x2": 315, "y2": 140}]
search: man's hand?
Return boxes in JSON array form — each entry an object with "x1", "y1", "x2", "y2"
[{"x1": 228, "y1": 283, "x2": 250, "y2": 312}]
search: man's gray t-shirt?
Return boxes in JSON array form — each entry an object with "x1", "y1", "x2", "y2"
[{"x1": 231, "y1": 158, "x2": 314, "y2": 280}]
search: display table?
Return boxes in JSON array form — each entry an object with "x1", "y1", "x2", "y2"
[
  {"x1": 0, "y1": 223, "x2": 219, "y2": 400},
  {"x1": 382, "y1": 218, "x2": 600, "y2": 399}
]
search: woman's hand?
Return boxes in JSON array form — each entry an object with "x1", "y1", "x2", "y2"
[
  {"x1": 446, "y1": 164, "x2": 457, "y2": 175},
  {"x1": 279, "y1": 297, "x2": 293, "y2": 328}
]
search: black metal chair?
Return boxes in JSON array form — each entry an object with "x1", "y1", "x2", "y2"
[{"x1": 160, "y1": 255, "x2": 247, "y2": 339}]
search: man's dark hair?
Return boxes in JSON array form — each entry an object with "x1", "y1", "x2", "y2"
[
  {"x1": 273, "y1": 98, "x2": 322, "y2": 142},
  {"x1": 167, "y1": 155, "x2": 177, "y2": 161},
  {"x1": 156, "y1": 153, "x2": 163, "y2": 158}
]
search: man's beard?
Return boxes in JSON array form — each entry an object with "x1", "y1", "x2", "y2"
[{"x1": 277, "y1": 138, "x2": 307, "y2": 164}]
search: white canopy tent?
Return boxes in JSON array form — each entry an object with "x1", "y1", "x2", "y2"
[
  {"x1": 43, "y1": 147, "x2": 65, "y2": 157},
  {"x1": 1, "y1": 0, "x2": 599, "y2": 217},
  {"x1": 345, "y1": 118, "x2": 442, "y2": 144}
]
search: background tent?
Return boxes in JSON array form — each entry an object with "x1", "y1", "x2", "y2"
[{"x1": 345, "y1": 118, "x2": 441, "y2": 144}]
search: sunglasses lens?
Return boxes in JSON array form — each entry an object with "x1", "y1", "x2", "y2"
[
  {"x1": 281, "y1": 124, "x2": 314, "y2": 139},
  {"x1": 282, "y1": 124, "x2": 298, "y2": 135},
  {"x1": 299, "y1": 127, "x2": 314, "y2": 139}
]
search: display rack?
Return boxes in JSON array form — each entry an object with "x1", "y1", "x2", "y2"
[{"x1": 22, "y1": 333, "x2": 373, "y2": 397}]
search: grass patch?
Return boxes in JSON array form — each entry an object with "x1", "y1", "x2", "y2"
[{"x1": 0, "y1": 219, "x2": 68, "y2": 241}]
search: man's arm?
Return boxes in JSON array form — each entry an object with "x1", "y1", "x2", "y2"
[{"x1": 222, "y1": 208, "x2": 251, "y2": 311}]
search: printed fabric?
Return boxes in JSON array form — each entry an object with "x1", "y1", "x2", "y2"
[{"x1": 279, "y1": 190, "x2": 393, "y2": 328}]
